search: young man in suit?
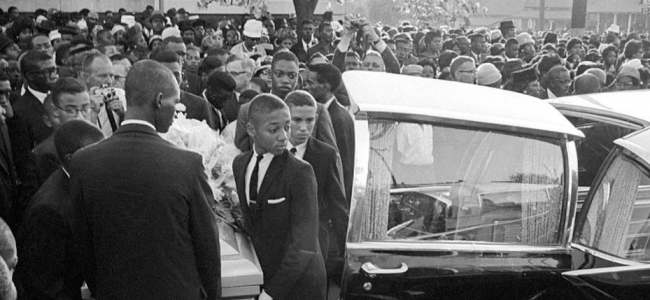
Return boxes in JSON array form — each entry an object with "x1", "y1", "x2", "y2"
[
  {"x1": 233, "y1": 93, "x2": 326, "y2": 300},
  {"x1": 285, "y1": 91, "x2": 349, "y2": 279},
  {"x1": 304, "y1": 63, "x2": 355, "y2": 204},
  {"x1": 17, "y1": 120, "x2": 104, "y2": 300},
  {"x1": 70, "y1": 60, "x2": 221, "y2": 300}
]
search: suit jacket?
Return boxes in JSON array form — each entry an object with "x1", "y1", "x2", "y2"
[
  {"x1": 185, "y1": 72, "x2": 204, "y2": 97},
  {"x1": 181, "y1": 91, "x2": 216, "y2": 129},
  {"x1": 0, "y1": 123, "x2": 16, "y2": 228},
  {"x1": 222, "y1": 93, "x2": 241, "y2": 124},
  {"x1": 332, "y1": 41, "x2": 400, "y2": 75},
  {"x1": 289, "y1": 42, "x2": 309, "y2": 63},
  {"x1": 70, "y1": 124, "x2": 221, "y2": 300},
  {"x1": 6, "y1": 114, "x2": 39, "y2": 228},
  {"x1": 16, "y1": 168, "x2": 83, "y2": 300},
  {"x1": 12, "y1": 89, "x2": 52, "y2": 145},
  {"x1": 233, "y1": 150, "x2": 326, "y2": 300},
  {"x1": 307, "y1": 42, "x2": 336, "y2": 59},
  {"x1": 328, "y1": 101, "x2": 356, "y2": 204},
  {"x1": 32, "y1": 135, "x2": 61, "y2": 186},
  {"x1": 303, "y1": 138, "x2": 349, "y2": 264},
  {"x1": 235, "y1": 101, "x2": 337, "y2": 152}
]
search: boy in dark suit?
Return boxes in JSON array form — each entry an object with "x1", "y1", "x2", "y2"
[
  {"x1": 233, "y1": 93, "x2": 326, "y2": 300},
  {"x1": 285, "y1": 91, "x2": 349, "y2": 271}
]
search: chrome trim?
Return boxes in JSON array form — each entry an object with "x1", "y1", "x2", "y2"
[
  {"x1": 563, "y1": 263, "x2": 650, "y2": 277},
  {"x1": 361, "y1": 262, "x2": 409, "y2": 275},
  {"x1": 564, "y1": 141, "x2": 579, "y2": 246},
  {"x1": 347, "y1": 241, "x2": 571, "y2": 254},
  {"x1": 347, "y1": 120, "x2": 370, "y2": 243},
  {"x1": 571, "y1": 243, "x2": 644, "y2": 267},
  {"x1": 554, "y1": 107, "x2": 647, "y2": 130}
]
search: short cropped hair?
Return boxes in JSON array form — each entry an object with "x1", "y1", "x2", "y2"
[
  {"x1": 51, "y1": 78, "x2": 87, "y2": 107},
  {"x1": 505, "y1": 37, "x2": 518, "y2": 49},
  {"x1": 54, "y1": 120, "x2": 105, "y2": 162},
  {"x1": 308, "y1": 63, "x2": 341, "y2": 92},
  {"x1": 152, "y1": 50, "x2": 180, "y2": 64},
  {"x1": 125, "y1": 60, "x2": 177, "y2": 108},
  {"x1": 198, "y1": 56, "x2": 224, "y2": 75},
  {"x1": 226, "y1": 53, "x2": 255, "y2": 72},
  {"x1": 20, "y1": 50, "x2": 53, "y2": 75},
  {"x1": 424, "y1": 29, "x2": 442, "y2": 45},
  {"x1": 161, "y1": 36, "x2": 184, "y2": 49},
  {"x1": 285, "y1": 90, "x2": 316, "y2": 108},
  {"x1": 248, "y1": 93, "x2": 288, "y2": 126},
  {"x1": 81, "y1": 52, "x2": 109, "y2": 74},
  {"x1": 272, "y1": 50, "x2": 299, "y2": 70},
  {"x1": 624, "y1": 40, "x2": 642, "y2": 59},
  {"x1": 449, "y1": 55, "x2": 475, "y2": 79}
]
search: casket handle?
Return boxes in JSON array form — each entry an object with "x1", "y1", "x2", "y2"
[{"x1": 361, "y1": 262, "x2": 408, "y2": 275}]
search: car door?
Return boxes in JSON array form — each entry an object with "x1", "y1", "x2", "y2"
[
  {"x1": 342, "y1": 116, "x2": 581, "y2": 300},
  {"x1": 566, "y1": 145, "x2": 650, "y2": 299}
]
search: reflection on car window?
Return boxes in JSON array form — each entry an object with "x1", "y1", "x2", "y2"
[
  {"x1": 565, "y1": 116, "x2": 634, "y2": 187},
  {"x1": 577, "y1": 153, "x2": 650, "y2": 261},
  {"x1": 361, "y1": 120, "x2": 565, "y2": 245}
]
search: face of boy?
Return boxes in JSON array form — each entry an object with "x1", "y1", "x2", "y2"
[
  {"x1": 289, "y1": 105, "x2": 316, "y2": 145},
  {"x1": 249, "y1": 107, "x2": 291, "y2": 155}
]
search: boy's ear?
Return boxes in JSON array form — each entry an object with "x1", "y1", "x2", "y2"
[{"x1": 246, "y1": 121, "x2": 255, "y2": 139}]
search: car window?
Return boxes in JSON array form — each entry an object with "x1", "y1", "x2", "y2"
[
  {"x1": 576, "y1": 152, "x2": 650, "y2": 261},
  {"x1": 361, "y1": 119, "x2": 565, "y2": 245},
  {"x1": 565, "y1": 116, "x2": 634, "y2": 187}
]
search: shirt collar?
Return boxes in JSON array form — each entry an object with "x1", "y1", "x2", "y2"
[
  {"x1": 547, "y1": 88, "x2": 557, "y2": 99},
  {"x1": 27, "y1": 86, "x2": 48, "y2": 104},
  {"x1": 287, "y1": 140, "x2": 307, "y2": 151},
  {"x1": 252, "y1": 144, "x2": 278, "y2": 159},
  {"x1": 324, "y1": 96, "x2": 336, "y2": 109},
  {"x1": 62, "y1": 166, "x2": 70, "y2": 178},
  {"x1": 121, "y1": 119, "x2": 156, "y2": 131}
]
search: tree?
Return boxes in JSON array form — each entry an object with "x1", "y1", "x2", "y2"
[
  {"x1": 394, "y1": 0, "x2": 488, "y2": 27},
  {"x1": 293, "y1": 0, "x2": 319, "y2": 27},
  {"x1": 197, "y1": 0, "x2": 319, "y2": 26}
]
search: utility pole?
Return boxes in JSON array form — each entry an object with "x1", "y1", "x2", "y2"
[
  {"x1": 571, "y1": 0, "x2": 588, "y2": 37},
  {"x1": 539, "y1": 0, "x2": 545, "y2": 30}
]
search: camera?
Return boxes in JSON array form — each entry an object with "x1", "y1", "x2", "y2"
[{"x1": 92, "y1": 84, "x2": 117, "y2": 103}]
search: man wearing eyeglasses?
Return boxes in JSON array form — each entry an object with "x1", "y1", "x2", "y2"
[
  {"x1": 33, "y1": 78, "x2": 92, "y2": 185},
  {"x1": 230, "y1": 19, "x2": 266, "y2": 58},
  {"x1": 161, "y1": 36, "x2": 203, "y2": 96},
  {"x1": 540, "y1": 66, "x2": 572, "y2": 99},
  {"x1": 223, "y1": 54, "x2": 255, "y2": 122}
]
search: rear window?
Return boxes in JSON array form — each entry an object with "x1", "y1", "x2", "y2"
[{"x1": 360, "y1": 120, "x2": 566, "y2": 246}]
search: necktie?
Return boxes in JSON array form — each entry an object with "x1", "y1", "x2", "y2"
[
  {"x1": 249, "y1": 154, "x2": 264, "y2": 205},
  {"x1": 290, "y1": 147, "x2": 297, "y2": 156}
]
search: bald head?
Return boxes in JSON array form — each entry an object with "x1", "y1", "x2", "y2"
[
  {"x1": 574, "y1": 73, "x2": 601, "y2": 95},
  {"x1": 585, "y1": 68, "x2": 607, "y2": 86},
  {"x1": 0, "y1": 257, "x2": 16, "y2": 300},
  {"x1": 0, "y1": 218, "x2": 16, "y2": 278},
  {"x1": 125, "y1": 60, "x2": 178, "y2": 108}
]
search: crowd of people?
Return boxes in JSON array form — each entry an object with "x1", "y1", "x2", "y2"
[{"x1": 0, "y1": 2, "x2": 647, "y2": 300}]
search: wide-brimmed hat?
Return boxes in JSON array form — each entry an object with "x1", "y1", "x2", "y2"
[
  {"x1": 499, "y1": 20, "x2": 516, "y2": 30},
  {"x1": 243, "y1": 19, "x2": 263, "y2": 38}
]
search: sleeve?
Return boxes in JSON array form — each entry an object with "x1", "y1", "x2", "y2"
[
  {"x1": 332, "y1": 48, "x2": 346, "y2": 74},
  {"x1": 200, "y1": 98, "x2": 217, "y2": 130},
  {"x1": 325, "y1": 152, "x2": 350, "y2": 256},
  {"x1": 17, "y1": 205, "x2": 70, "y2": 298},
  {"x1": 188, "y1": 156, "x2": 222, "y2": 300},
  {"x1": 380, "y1": 43, "x2": 401, "y2": 74},
  {"x1": 70, "y1": 159, "x2": 97, "y2": 295},
  {"x1": 264, "y1": 163, "x2": 322, "y2": 299},
  {"x1": 315, "y1": 105, "x2": 338, "y2": 149},
  {"x1": 35, "y1": 153, "x2": 60, "y2": 185},
  {"x1": 235, "y1": 104, "x2": 251, "y2": 152}
]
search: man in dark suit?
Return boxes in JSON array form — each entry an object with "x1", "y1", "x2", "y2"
[
  {"x1": 0, "y1": 73, "x2": 16, "y2": 229},
  {"x1": 285, "y1": 91, "x2": 348, "y2": 270},
  {"x1": 234, "y1": 51, "x2": 337, "y2": 152},
  {"x1": 17, "y1": 120, "x2": 104, "y2": 300},
  {"x1": 307, "y1": 23, "x2": 335, "y2": 60},
  {"x1": 304, "y1": 64, "x2": 355, "y2": 204},
  {"x1": 290, "y1": 20, "x2": 317, "y2": 63},
  {"x1": 153, "y1": 50, "x2": 216, "y2": 129},
  {"x1": 33, "y1": 78, "x2": 93, "y2": 185},
  {"x1": 233, "y1": 94, "x2": 325, "y2": 300},
  {"x1": 204, "y1": 71, "x2": 236, "y2": 132},
  {"x1": 161, "y1": 36, "x2": 204, "y2": 96},
  {"x1": 70, "y1": 60, "x2": 221, "y2": 300}
]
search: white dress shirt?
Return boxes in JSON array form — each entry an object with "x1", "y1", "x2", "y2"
[
  {"x1": 245, "y1": 146, "x2": 274, "y2": 205},
  {"x1": 547, "y1": 88, "x2": 557, "y2": 99},
  {"x1": 323, "y1": 96, "x2": 336, "y2": 110},
  {"x1": 286, "y1": 141, "x2": 307, "y2": 160},
  {"x1": 27, "y1": 86, "x2": 48, "y2": 104},
  {"x1": 121, "y1": 119, "x2": 156, "y2": 131}
]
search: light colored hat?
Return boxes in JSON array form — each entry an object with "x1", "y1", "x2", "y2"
[
  {"x1": 402, "y1": 64, "x2": 424, "y2": 76},
  {"x1": 188, "y1": 15, "x2": 199, "y2": 20},
  {"x1": 477, "y1": 63, "x2": 502, "y2": 86},
  {"x1": 111, "y1": 25, "x2": 126, "y2": 35},
  {"x1": 88, "y1": 12, "x2": 99, "y2": 19},
  {"x1": 597, "y1": 43, "x2": 609, "y2": 54},
  {"x1": 161, "y1": 27, "x2": 182, "y2": 39},
  {"x1": 623, "y1": 58, "x2": 643, "y2": 70},
  {"x1": 607, "y1": 24, "x2": 620, "y2": 34},
  {"x1": 36, "y1": 15, "x2": 48, "y2": 25},
  {"x1": 617, "y1": 65, "x2": 640, "y2": 81},
  {"x1": 121, "y1": 15, "x2": 136, "y2": 28},
  {"x1": 48, "y1": 29, "x2": 61, "y2": 41},
  {"x1": 243, "y1": 19, "x2": 263, "y2": 38},
  {"x1": 490, "y1": 30, "x2": 502, "y2": 41},
  {"x1": 516, "y1": 32, "x2": 534, "y2": 46}
]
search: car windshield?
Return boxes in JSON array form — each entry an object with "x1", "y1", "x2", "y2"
[{"x1": 360, "y1": 119, "x2": 566, "y2": 246}]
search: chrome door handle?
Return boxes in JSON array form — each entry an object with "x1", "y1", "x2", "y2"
[{"x1": 361, "y1": 262, "x2": 409, "y2": 275}]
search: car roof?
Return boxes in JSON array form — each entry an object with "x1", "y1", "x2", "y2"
[
  {"x1": 343, "y1": 71, "x2": 584, "y2": 140},
  {"x1": 548, "y1": 91, "x2": 650, "y2": 127},
  {"x1": 616, "y1": 126, "x2": 650, "y2": 164}
]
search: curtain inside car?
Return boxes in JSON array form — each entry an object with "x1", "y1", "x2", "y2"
[{"x1": 363, "y1": 121, "x2": 396, "y2": 241}]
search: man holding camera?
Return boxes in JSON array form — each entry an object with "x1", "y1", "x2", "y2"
[{"x1": 81, "y1": 53, "x2": 125, "y2": 138}]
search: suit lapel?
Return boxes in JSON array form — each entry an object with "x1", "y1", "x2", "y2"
[
  {"x1": 257, "y1": 151, "x2": 287, "y2": 200},
  {"x1": 302, "y1": 138, "x2": 316, "y2": 165},
  {"x1": 236, "y1": 151, "x2": 253, "y2": 213}
]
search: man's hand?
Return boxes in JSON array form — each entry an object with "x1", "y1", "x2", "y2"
[
  {"x1": 259, "y1": 290, "x2": 273, "y2": 300},
  {"x1": 360, "y1": 21, "x2": 379, "y2": 43},
  {"x1": 106, "y1": 99, "x2": 125, "y2": 119}
]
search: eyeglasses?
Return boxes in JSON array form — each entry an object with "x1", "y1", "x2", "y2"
[
  {"x1": 458, "y1": 69, "x2": 476, "y2": 74},
  {"x1": 30, "y1": 67, "x2": 59, "y2": 77},
  {"x1": 53, "y1": 103, "x2": 92, "y2": 117}
]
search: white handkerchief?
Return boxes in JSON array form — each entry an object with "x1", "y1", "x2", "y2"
[{"x1": 267, "y1": 198, "x2": 286, "y2": 204}]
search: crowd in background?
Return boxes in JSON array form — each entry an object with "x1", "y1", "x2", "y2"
[{"x1": 0, "y1": 3, "x2": 648, "y2": 300}]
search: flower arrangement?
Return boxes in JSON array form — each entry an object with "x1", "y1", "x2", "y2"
[{"x1": 160, "y1": 113, "x2": 242, "y2": 226}]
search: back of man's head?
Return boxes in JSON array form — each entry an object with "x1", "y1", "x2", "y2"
[
  {"x1": 536, "y1": 53, "x2": 563, "y2": 76},
  {"x1": 248, "y1": 93, "x2": 288, "y2": 127},
  {"x1": 152, "y1": 50, "x2": 180, "y2": 64},
  {"x1": 285, "y1": 90, "x2": 316, "y2": 108},
  {"x1": 51, "y1": 77, "x2": 87, "y2": 107},
  {"x1": 81, "y1": 52, "x2": 109, "y2": 75},
  {"x1": 308, "y1": 63, "x2": 341, "y2": 93},
  {"x1": 548, "y1": 65, "x2": 569, "y2": 80},
  {"x1": 206, "y1": 71, "x2": 236, "y2": 92},
  {"x1": 55, "y1": 119, "x2": 105, "y2": 164},
  {"x1": 574, "y1": 73, "x2": 601, "y2": 95},
  {"x1": 161, "y1": 36, "x2": 184, "y2": 50},
  {"x1": 125, "y1": 60, "x2": 177, "y2": 109},
  {"x1": 20, "y1": 50, "x2": 52, "y2": 76}
]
